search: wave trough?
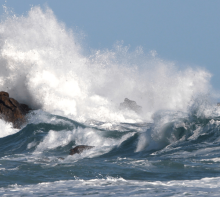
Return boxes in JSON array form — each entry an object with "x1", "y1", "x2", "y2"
[{"x1": 0, "y1": 5, "x2": 220, "y2": 197}]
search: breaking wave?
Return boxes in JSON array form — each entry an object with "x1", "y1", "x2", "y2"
[{"x1": 0, "y1": 6, "x2": 213, "y2": 125}]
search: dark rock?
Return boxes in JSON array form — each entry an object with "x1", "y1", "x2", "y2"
[
  {"x1": 217, "y1": 103, "x2": 220, "y2": 106},
  {"x1": 0, "y1": 91, "x2": 9, "y2": 97},
  {"x1": 119, "y1": 98, "x2": 142, "y2": 114},
  {"x1": 0, "y1": 91, "x2": 31, "y2": 128},
  {"x1": 69, "y1": 145, "x2": 94, "y2": 155}
]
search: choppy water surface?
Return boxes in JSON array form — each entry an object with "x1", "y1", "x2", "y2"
[
  {"x1": 1, "y1": 108, "x2": 220, "y2": 196},
  {"x1": 1, "y1": 6, "x2": 220, "y2": 197}
]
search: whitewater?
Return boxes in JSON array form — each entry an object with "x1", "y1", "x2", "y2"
[{"x1": 1, "y1": 6, "x2": 220, "y2": 196}]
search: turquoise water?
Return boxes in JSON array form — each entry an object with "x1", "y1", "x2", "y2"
[
  {"x1": 1, "y1": 5, "x2": 220, "y2": 196},
  {"x1": 1, "y1": 109, "x2": 220, "y2": 196}
]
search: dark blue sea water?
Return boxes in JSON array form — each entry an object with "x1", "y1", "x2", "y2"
[
  {"x1": 1, "y1": 108, "x2": 220, "y2": 196},
  {"x1": 1, "y1": 5, "x2": 220, "y2": 197}
]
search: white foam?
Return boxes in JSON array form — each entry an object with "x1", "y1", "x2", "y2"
[
  {"x1": 0, "y1": 118, "x2": 19, "y2": 138},
  {"x1": 135, "y1": 110, "x2": 189, "y2": 152},
  {"x1": 33, "y1": 126, "x2": 135, "y2": 158},
  {"x1": 1, "y1": 176, "x2": 220, "y2": 196},
  {"x1": 0, "y1": 6, "x2": 213, "y2": 125}
]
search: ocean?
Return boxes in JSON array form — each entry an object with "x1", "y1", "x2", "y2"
[{"x1": 1, "y1": 6, "x2": 220, "y2": 197}]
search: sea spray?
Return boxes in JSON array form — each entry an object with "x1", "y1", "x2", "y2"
[
  {"x1": 1, "y1": 5, "x2": 220, "y2": 197},
  {"x1": 0, "y1": 6, "x2": 213, "y2": 125},
  {"x1": 0, "y1": 119, "x2": 19, "y2": 138}
]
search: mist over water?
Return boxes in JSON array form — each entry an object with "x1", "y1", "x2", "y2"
[
  {"x1": 1, "y1": 6, "x2": 220, "y2": 197},
  {"x1": 0, "y1": 6, "x2": 213, "y2": 124}
]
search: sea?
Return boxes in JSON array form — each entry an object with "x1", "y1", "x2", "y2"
[{"x1": 1, "y1": 6, "x2": 220, "y2": 197}]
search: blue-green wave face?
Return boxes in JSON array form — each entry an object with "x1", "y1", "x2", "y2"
[
  {"x1": 1, "y1": 107, "x2": 220, "y2": 196},
  {"x1": 1, "y1": 5, "x2": 220, "y2": 197}
]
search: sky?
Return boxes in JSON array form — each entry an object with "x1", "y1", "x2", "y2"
[{"x1": 0, "y1": 0, "x2": 220, "y2": 93}]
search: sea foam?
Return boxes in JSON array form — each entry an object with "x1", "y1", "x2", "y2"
[
  {"x1": 0, "y1": 6, "x2": 212, "y2": 125},
  {"x1": 0, "y1": 119, "x2": 19, "y2": 138}
]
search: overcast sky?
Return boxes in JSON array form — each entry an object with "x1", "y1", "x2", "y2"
[{"x1": 1, "y1": 0, "x2": 220, "y2": 92}]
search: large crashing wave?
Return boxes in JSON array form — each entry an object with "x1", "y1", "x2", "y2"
[{"x1": 0, "y1": 6, "x2": 213, "y2": 124}]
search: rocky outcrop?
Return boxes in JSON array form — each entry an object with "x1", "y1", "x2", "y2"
[
  {"x1": 69, "y1": 145, "x2": 94, "y2": 155},
  {"x1": 0, "y1": 91, "x2": 31, "y2": 128},
  {"x1": 119, "y1": 98, "x2": 142, "y2": 114}
]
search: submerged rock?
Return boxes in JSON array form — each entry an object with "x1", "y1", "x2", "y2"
[
  {"x1": 69, "y1": 145, "x2": 94, "y2": 155},
  {"x1": 119, "y1": 98, "x2": 142, "y2": 114},
  {"x1": 0, "y1": 91, "x2": 31, "y2": 128}
]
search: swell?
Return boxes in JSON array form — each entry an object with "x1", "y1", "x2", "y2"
[
  {"x1": 0, "y1": 112, "x2": 137, "y2": 158},
  {"x1": 1, "y1": 109, "x2": 220, "y2": 159},
  {"x1": 0, "y1": 114, "x2": 85, "y2": 157}
]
